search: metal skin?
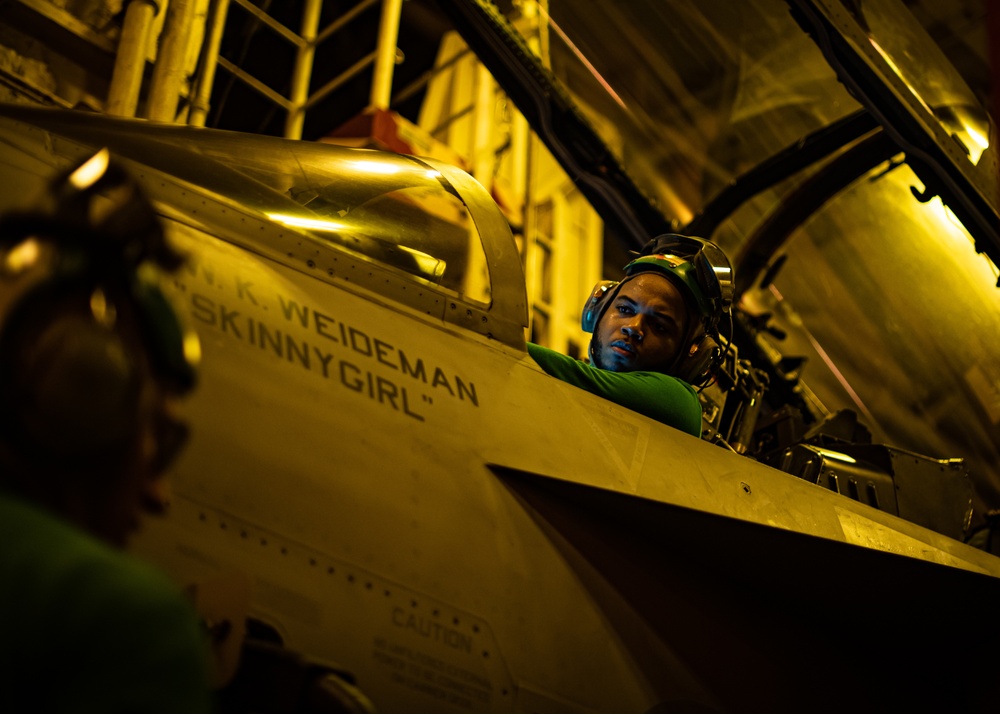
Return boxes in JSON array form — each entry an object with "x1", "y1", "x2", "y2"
[{"x1": 2, "y1": 106, "x2": 1000, "y2": 713}]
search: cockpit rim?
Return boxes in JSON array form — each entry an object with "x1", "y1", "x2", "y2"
[{"x1": 0, "y1": 102, "x2": 529, "y2": 349}]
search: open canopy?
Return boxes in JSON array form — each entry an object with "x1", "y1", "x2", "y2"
[{"x1": 438, "y1": 0, "x2": 1000, "y2": 519}]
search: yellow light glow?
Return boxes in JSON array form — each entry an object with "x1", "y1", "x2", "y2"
[
  {"x1": 713, "y1": 265, "x2": 733, "y2": 283},
  {"x1": 965, "y1": 125, "x2": 989, "y2": 154},
  {"x1": 868, "y1": 39, "x2": 934, "y2": 116},
  {"x1": 425, "y1": 170, "x2": 442, "y2": 179},
  {"x1": 923, "y1": 195, "x2": 978, "y2": 247},
  {"x1": 183, "y1": 331, "x2": 202, "y2": 365},
  {"x1": 869, "y1": 39, "x2": 990, "y2": 165},
  {"x1": 267, "y1": 213, "x2": 346, "y2": 232},
  {"x1": 4, "y1": 237, "x2": 40, "y2": 273},
  {"x1": 89, "y1": 287, "x2": 117, "y2": 327},
  {"x1": 69, "y1": 148, "x2": 110, "y2": 190},
  {"x1": 348, "y1": 160, "x2": 399, "y2": 175},
  {"x1": 397, "y1": 244, "x2": 446, "y2": 278},
  {"x1": 959, "y1": 122, "x2": 989, "y2": 165},
  {"x1": 925, "y1": 196, "x2": 1000, "y2": 282},
  {"x1": 815, "y1": 448, "x2": 857, "y2": 464}
]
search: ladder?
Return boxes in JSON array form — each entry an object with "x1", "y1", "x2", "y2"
[{"x1": 188, "y1": 0, "x2": 403, "y2": 139}]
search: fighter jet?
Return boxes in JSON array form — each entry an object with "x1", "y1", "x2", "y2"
[{"x1": 1, "y1": 0, "x2": 999, "y2": 711}]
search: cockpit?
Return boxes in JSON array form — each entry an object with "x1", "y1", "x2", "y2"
[
  {"x1": 0, "y1": 104, "x2": 528, "y2": 347},
  {"x1": 476, "y1": 0, "x2": 1000, "y2": 529}
]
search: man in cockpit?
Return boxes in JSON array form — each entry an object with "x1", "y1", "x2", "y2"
[{"x1": 528, "y1": 234, "x2": 734, "y2": 437}]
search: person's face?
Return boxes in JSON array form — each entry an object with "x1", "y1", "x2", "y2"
[
  {"x1": 593, "y1": 272, "x2": 691, "y2": 373},
  {"x1": 86, "y1": 388, "x2": 189, "y2": 548},
  {"x1": 1, "y1": 288, "x2": 191, "y2": 549}
]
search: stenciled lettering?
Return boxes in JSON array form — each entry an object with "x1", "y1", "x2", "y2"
[
  {"x1": 399, "y1": 349, "x2": 426, "y2": 382},
  {"x1": 312, "y1": 308, "x2": 337, "y2": 340},
  {"x1": 374, "y1": 338, "x2": 396, "y2": 369},
  {"x1": 371, "y1": 636, "x2": 492, "y2": 710},
  {"x1": 191, "y1": 293, "x2": 216, "y2": 325},
  {"x1": 192, "y1": 287, "x2": 478, "y2": 419},
  {"x1": 348, "y1": 327, "x2": 372, "y2": 356},
  {"x1": 184, "y1": 261, "x2": 216, "y2": 287},
  {"x1": 392, "y1": 607, "x2": 472, "y2": 653},
  {"x1": 274, "y1": 295, "x2": 478, "y2": 405},
  {"x1": 219, "y1": 304, "x2": 242, "y2": 338},
  {"x1": 279, "y1": 294, "x2": 310, "y2": 327},
  {"x1": 312, "y1": 348, "x2": 334, "y2": 378},
  {"x1": 236, "y1": 276, "x2": 258, "y2": 305}
]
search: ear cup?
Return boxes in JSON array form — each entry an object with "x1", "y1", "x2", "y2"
[
  {"x1": 0, "y1": 284, "x2": 143, "y2": 469},
  {"x1": 133, "y1": 278, "x2": 198, "y2": 393},
  {"x1": 580, "y1": 280, "x2": 619, "y2": 332},
  {"x1": 673, "y1": 334, "x2": 720, "y2": 385}
]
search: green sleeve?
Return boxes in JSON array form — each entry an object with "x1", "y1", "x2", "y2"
[
  {"x1": 527, "y1": 342, "x2": 702, "y2": 436},
  {"x1": 0, "y1": 495, "x2": 213, "y2": 714},
  {"x1": 82, "y1": 558, "x2": 214, "y2": 714}
]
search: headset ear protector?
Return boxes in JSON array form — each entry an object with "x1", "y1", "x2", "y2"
[
  {"x1": 579, "y1": 234, "x2": 734, "y2": 385},
  {"x1": 580, "y1": 280, "x2": 618, "y2": 333},
  {"x1": 0, "y1": 150, "x2": 198, "y2": 393},
  {"x1": 0, "y1": 266, "x2": 142, "y2": 467},
  {"x1": 0, "y1": 150, "x2": 199, "y2": 469},
  {"x1": 672, "y1": 333, "x2": 722, "y2": 386}
]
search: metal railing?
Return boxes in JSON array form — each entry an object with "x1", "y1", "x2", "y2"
[{"x1": 190, "y1": 0, "x2": 402, "y2": 139}]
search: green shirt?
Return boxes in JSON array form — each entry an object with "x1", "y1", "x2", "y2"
[
  {"x1": 0, "y1": 492, "x2": 212, "y2": 714},
  {"x1": 528, "y1": 342, "x2": 702, "y2": 436}
]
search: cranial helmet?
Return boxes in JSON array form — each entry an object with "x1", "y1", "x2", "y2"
[
  {"x1": 580, "y1": 234, "x2": 734, "y2": 384},
  {"x1": 0, "y1": 149, "x2": 199, "y2": 471}
]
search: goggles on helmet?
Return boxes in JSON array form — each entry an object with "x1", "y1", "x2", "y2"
[{"x1": 625, "y1": 234, "x2": 734, "y2": 331}]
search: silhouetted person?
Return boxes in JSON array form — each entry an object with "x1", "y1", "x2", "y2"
[{"x1": 0, "y1": 151, "x2": 211, "y2": 713}]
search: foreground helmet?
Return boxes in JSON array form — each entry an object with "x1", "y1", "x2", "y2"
[{"x1": 0, "y1": 149, "x2": 199, "y2": 469}]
